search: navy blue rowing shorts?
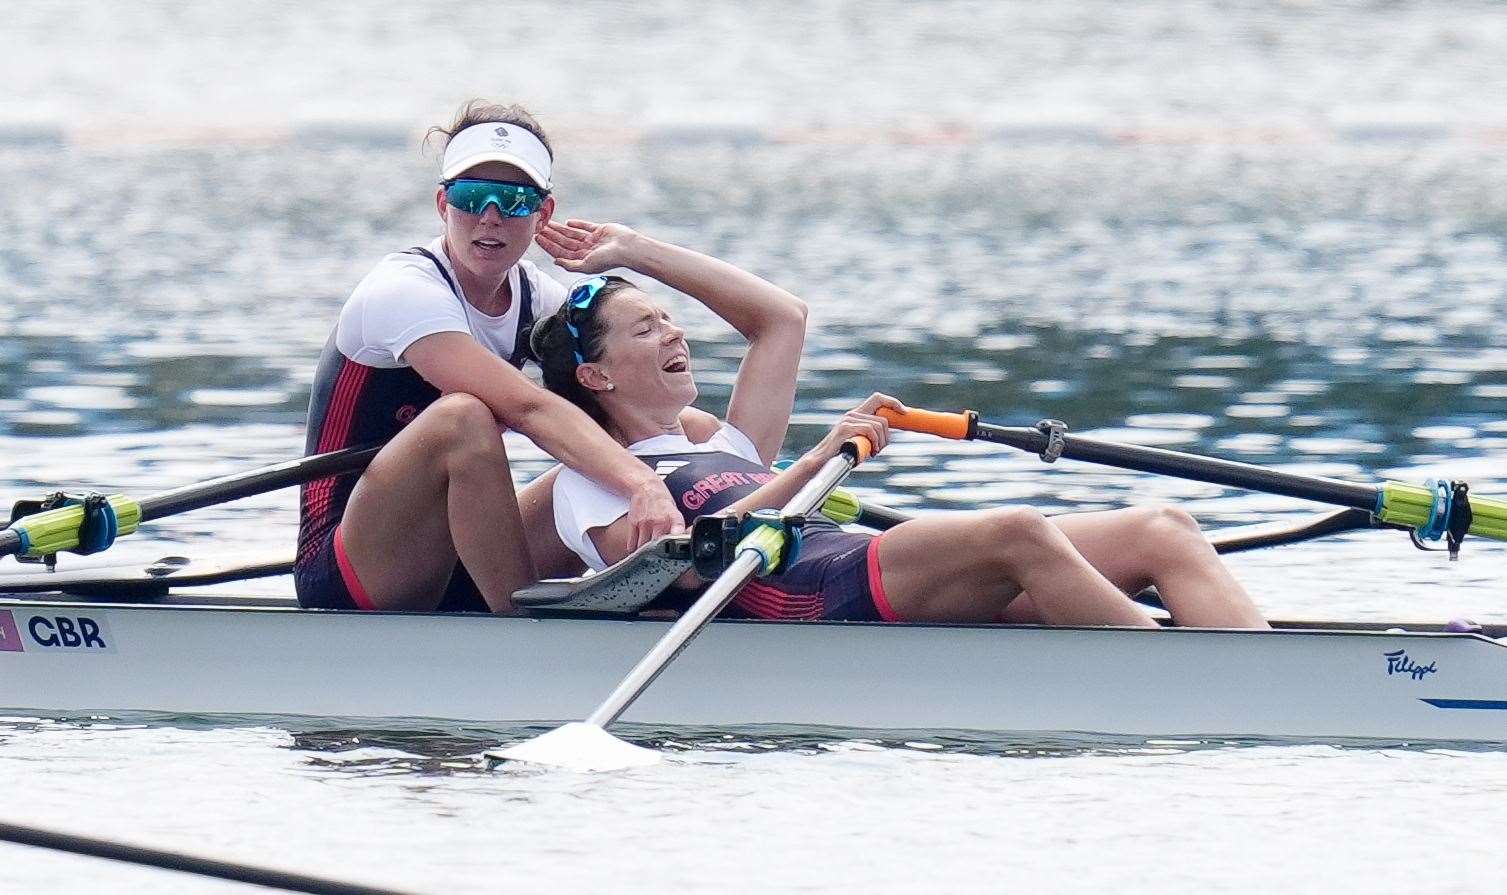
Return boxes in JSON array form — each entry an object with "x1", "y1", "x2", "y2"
[
  {"x1": 729, "y1": 527, "x2": 895, "y2": 622},
  {"x1": 293, "y1": 525, "x2": 489, "y2": 613}
]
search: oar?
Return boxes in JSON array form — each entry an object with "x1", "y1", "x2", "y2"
[
  {"x1": 1206, "y1": 508, "x2": 1382, "y2": 553},
  {"x1": 489, "y1": 437, "x2": 874, "y2": 772},
  {"x1": 0, "y1": 819, "x2": 413, "y2": 895},
  {"x1": 1, "y1": 444, "x2": 380, "y2": 562},
  {"x1": 846, "y1": 493, "x2": 1380, "y2": 555},
  {"x1": 875, "y1": 408, "x2": 1507, "y2": 550}
]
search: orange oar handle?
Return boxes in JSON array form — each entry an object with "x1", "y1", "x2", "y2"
[
  {"x1": 843, "y1": 436, "x2": 875, "y2": 463},
  {"x1": 878, "y1": 407, "x2": 974, "y2": 440}
]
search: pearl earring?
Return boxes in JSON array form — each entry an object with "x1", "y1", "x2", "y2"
[{"x1": 605, "y1": 383, "x2": 615, "y2": 391}]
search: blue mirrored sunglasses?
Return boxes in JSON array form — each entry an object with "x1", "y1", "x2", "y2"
[
  {"x1": 565, "y1": 276, "x2": 609, "y2": 364},
  {"x1": 441, "y1": 178, "x2": 548, "y2": 217}
]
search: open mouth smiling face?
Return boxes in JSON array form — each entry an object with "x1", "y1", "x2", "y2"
[{"x1": 591, "y1": 291, "x2": 698, "y2": 408}]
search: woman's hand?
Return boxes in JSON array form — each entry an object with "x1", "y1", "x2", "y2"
[
  {"x1": 536, "y1": 219, "x2": 645, "y2": 274},
  {"x1": 624, "y1": 478, "x2": 686, "y2": 551},
  {"x1": 806, "y1": 393, "x2": 906, "y2": 465}
]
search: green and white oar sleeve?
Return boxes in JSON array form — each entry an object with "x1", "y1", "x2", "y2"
[
  {"x1": 1376, "y1": 481, "x2": 1507, "y2": 542},
  {"x1": 10, "y1": 495, "x2": 142, "y2": 559}
]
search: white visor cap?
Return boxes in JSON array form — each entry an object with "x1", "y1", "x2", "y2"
[{"x1": 441, "y1": 122, "x2": 552, "y2": 189}]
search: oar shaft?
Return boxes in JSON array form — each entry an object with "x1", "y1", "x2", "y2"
[
  {"x1": 0, "y1": 819, "x2": 413, "y2": 895},
  {"x1": 876, "y1": 408, "x2": 1381, "y2": 511},
  {"x1": 855, "y1": 502, "x2": 912, "y2": 531},
  {"x1": 585, "y1": 449, "x2": 862, "y2": 729},
  {"x1": 853, "y1": 494, "x2": 1372, "y2": 554},
  {"x1": 879, "y1": 407, "x2": 1506, "y2": 543},
  {"x1": 585, "y1": 549, "x2": 764, "y2": 728},
  {"x1": 138, "y1": 445, "x2": 380, "y2": 522},
  {"x1": 972, "y1": 422, "x2": 1380, "y2": 510},
  {"x1": 1207, "y1": 508, "x2": 1378, "y2": 554}
]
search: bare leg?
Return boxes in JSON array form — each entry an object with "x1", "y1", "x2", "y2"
[
  {"x1": 875, "y1": 508, "x2": 1157, "y2": 627},
  {"x1": 340, "y1": 394, "x2": 536, "y2": 612},
  {"x1": 1047, "y1": 506, "x2": 1269, "y2": 629},
  {"x1": 517, "y1": 466, "x2": 587, "y2": 579},
  {"x1": 996, "y1": 592, "x2": 1044, "y2": 624}
]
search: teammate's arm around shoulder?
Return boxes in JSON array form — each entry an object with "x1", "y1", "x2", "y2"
[
  {"x1": 403, "y1": 332, "x2": 683, "y2": 549},
  {"x1": 404, "y1": 331, "x2": 549, "y2": 418}
]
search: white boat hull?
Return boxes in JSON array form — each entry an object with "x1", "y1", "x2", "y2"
[{"x1": 3, "y1": 598, "x2": 1506, "y2": 744}]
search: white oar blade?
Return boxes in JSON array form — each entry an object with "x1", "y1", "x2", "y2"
[{"x1": 486, "y1": 722, "x2": 662, "y2": 772}]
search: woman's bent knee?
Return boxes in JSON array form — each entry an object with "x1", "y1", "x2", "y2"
[
  {"x1": 1138, "y1": 504, "x2": 1205, "y2": 543},
  {"x1": 982, "y1": 506, "x2": 1055, "y2": 545},
  {"x1": 976, "y1": 507, "x2": 1068, "y2": 573},
  {"x1": 1127, "y1": 504, "x2": 1211, "y2": 567},
  {"x1": 414, "y1": 394, "x2": 508, "y2": 468},
  {"x1": 424, "y1": 393, "x2": 496, "y2": 439}
]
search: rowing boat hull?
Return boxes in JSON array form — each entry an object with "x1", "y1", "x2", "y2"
[{"x1": 2, "y1": 598, "x2": 1505, "y2": 744}]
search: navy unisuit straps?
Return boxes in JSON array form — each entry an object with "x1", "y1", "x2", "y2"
[{"x1": 405, "y1": 247, "x2": 536, "y2": 368}]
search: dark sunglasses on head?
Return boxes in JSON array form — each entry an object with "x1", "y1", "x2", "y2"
[
  {"x1": 564, "y1": 276, "x2": 608, "y2": 364},
  {"x1": 441, "y1": 178, "x2": 549, "y2": 217}
]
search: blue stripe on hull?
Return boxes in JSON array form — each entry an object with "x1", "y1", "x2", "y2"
[{"x1": 1422, "y1": 699, "x2": 1507, "y2": 711}]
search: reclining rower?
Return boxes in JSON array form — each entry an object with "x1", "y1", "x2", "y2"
[{"x1": 530, "y1": 219, "x2": 1269, "y2": 628}]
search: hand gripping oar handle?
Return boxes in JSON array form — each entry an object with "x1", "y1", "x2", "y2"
[
  {"x1": 877, "y1": 407, "x2": 1507, "y2": 543},
  {"x1": 583, "y1": 436, "x2": 872, "y2": 730}
]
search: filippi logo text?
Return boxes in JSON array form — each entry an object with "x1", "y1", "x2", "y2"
[{"x1": 1383, "y1": 649, "x2": 1437, "y2": 681}]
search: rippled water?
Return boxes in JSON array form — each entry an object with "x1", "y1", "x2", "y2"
[
  {"x1": 3, "y1": 1, "x2": 1507, "y2": 892},
  {"x1": 5, "y1": 717, "x2": 1507, "y2": 893}
]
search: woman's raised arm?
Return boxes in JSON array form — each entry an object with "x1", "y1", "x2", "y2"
[{"x1": 537, "y1": 219, "x2": 808, "y2": 463}]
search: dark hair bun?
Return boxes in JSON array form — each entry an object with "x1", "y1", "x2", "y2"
[{"x1": 531, "y1": 276, "x2": 640, "y2": 427}]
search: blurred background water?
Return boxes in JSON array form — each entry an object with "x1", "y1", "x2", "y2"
[{"x1": 2, "y1": 1, "x2": 1506, "y2": 892}]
